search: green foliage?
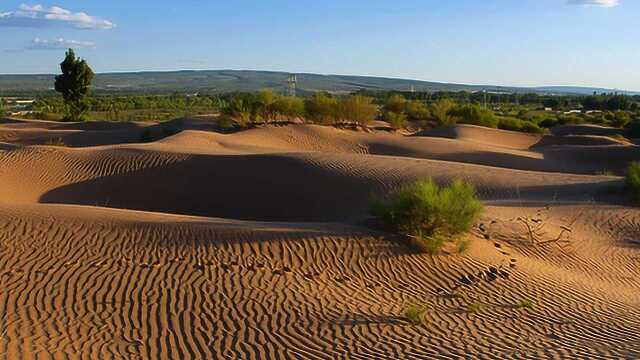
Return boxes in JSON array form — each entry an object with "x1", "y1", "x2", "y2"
[
  {"x1": 336, "y1": 95, "x2": 378, "y2": 126},
  {"x1": 514, "y1": 300, "x2": 534, "y2": 310},
  {"x1": 405, "y1": 100, "x2": 431, "y2": 121},
  {"x1": 272, "y1": 96, "x2": 305, "y2": 120},
  {"x1": 383, "y1": 111, "x2": 408, "y2": 130},
  {"x1": 257, "y1": 90, "x2": 277, "y2": 121},
  {"x1": 466, "y1": 302, "x2": 484, "y2": 314},
  {"x1": 429, "y1": 99, "x2": 455, "y2": 125},
  {"x1": 448, "y1": 104, "x2": 497, "y2": 128},
  {"x1": 305, "y1": 92, "x2": 338, "y2": 124},
  {"x1": 403, "y1": 303, "x2": 430, "y2": 325},
  {"x1": 370, "y1": 179, "x2": 483, "y2": 253},
  {"x1": 221, "y1": 98, "x2": 252, "y2": 127},
  {"x1": 497, "y1": 116, "x2": 544, "y2": 134},
  {"x1": 54, "y1": 49, "x2": 95, "y2": 121},
  {"x1": 625, "y1": 162, "x2": 640, "y2": 202},
  {"x1": 383, "y1": 94, "x2": 408, "y2": 114},
  {"x1": 610, "y1": 111, "x2": 631, "y2": 128}
]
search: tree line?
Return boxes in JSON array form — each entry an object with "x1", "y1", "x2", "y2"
[{"x1": 24, "y1": 49, "x2": 640, "y2": 137}]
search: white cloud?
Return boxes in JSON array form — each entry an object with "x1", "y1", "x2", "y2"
[
  {"x1": 28, "y1": 37, "x2": 96, "y2": 50},
  {"x1": 567, "y1": 0, "x2": 620, "y2": 7},
  {"x1": 0, "y1": 4, "x2": 115, "y2": 29}
]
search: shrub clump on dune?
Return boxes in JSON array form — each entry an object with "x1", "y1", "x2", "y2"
[
  {"x1": 625, "y1": 162, "x2": 640, "y2": 202},
  {"x1": 370, "y1": 179, "x2": 483, "y2": 253}
]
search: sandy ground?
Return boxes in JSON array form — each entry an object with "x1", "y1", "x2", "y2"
[{"x1": 0, "y1": 119, "x2": 638, "y2": 359}]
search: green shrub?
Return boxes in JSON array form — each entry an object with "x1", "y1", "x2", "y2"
[
  {"x1": 336, "y1": 95, "x2": 378, "y2": 126},
  {"x1": 383, "y1": 94, "x2": 408, "y2": 114},
  {"x1": 383, "y1": 111, "x2": 407, "y2": 130},
  {"x1": 538, "y1": 118, "x2": 558, "y2": 128},
  {"x1": 496, "y1": 117, "x2": 522, "y2": 132},
  {"x1": 405, "y1": 100, "x2": 431, "y2": 121},
  {"x1": 625, "y1": 162, "x2": 640, "y2": 202},
  {"x1": 499, "y1": 117, "x2": 544, "y2": 134},
  {"x1": 305, "y1": 92, "x2": 338, "y2": 125},
  {"x1": 221, "y1": 98, "x2": 252, "y2": 127},
  {"x1": 370, "y1": 179, "x2": 483, "y2": 253},
  {"x1": 448, "y1": 104, "x2": 497, "y2": 128},
  {"x1": 429, "y1": 99, "x2": 455, "y2": 125},
  {"x1": 272, "y1": 96, "x2": 305, "y2": 121},
  {"x1": 520, "y1": 121, "x2": 544, "y2": 134}
]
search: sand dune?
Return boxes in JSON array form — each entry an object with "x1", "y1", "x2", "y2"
[
  {"x1": 417, "y1": 124, "x2": 543, "y2": 150},
  {"x1": 0, "y1": 120, "x2": 638, "y2": 358}
]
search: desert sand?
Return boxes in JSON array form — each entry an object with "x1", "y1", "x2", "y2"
[{"x1": 0, "y1": 119, "x2": 639, "y2": 359}]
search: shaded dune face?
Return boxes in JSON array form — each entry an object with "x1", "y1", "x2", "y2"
[
  {"x1": 0, "y1": 121, "x2": 638, "y2": 359},
  {"x1": 0, "y1": 146, "x2": 620, "y2": 221}
]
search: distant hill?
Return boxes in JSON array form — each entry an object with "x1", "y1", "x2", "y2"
[{"x1": 0, "y1": 70, "x2": 638, "y2": 96}]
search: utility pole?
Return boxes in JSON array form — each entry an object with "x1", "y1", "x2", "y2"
[{"x1": 287, "y1": 74, "x2": 297, "y2": 97}]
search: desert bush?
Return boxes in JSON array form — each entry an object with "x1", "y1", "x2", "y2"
[
  {"x1": 538, "y1": 118, "x2": 558, "y2": 128},
  {"x1": 383, "y1": 111, "x2": 408, "y2": 130},
  {"x1": 305, "y1": 92, "x2": 338, "y2": 124},
  {"x1": 625, "y1": 162, "x2": 640, "y2": 202},
  {"x1": 257, "y1": 90, "x2": 277, "y2": 121},
  {"x1": 448, "y1": 104, "x2": 497, "y2": 128},
  {"x1": 520, "y1": 121, "x2": 544, "y2": 134},
  {"x1": 21, "y1": 112, "x2": 64, "y2": 121},
  {"x1": 405, "y1": 100, "x2": 431, "y2": 121},
  {"x1": 336, "y1": 95, "x2": 378, "y2": 126},
  {"x1": 555, "y1": 114, "x2": 585, "y2": 126},
  {"x1": 429, "y1": 99, "x2": 455, "y2": 125},
  {"x1": 383, "y1": 94, "x2": 408, "y2": 114},
  {"x1": 497, "y1": 117, "x2": 544, "y2": 134},
  {"x1": 370, "y1": 179, "x2": 483, "y2": 253},
  {"x1": 273, "y1": 96, "x2": 305, "y2": 120},
  {"x1": 221, "y1": 98, "x2": 252, "y2": 127},
  {"x1": 497, "y1": 117, "x2": 522, "y2": 131},
  {"x1": 610, "y1": 111, "x2": 631, "y2": 128}
]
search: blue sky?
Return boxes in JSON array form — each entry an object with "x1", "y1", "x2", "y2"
[{"x1": 0, "y1": 0, "x2": 638, "y2": 91}]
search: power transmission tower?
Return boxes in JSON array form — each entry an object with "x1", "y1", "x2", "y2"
[{"x1": 287, "y1": 74, "x2": 297, "y2": 97}]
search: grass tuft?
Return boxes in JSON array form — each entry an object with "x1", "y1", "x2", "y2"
[
  {"x1": 403, "y1": 303, "x2": 430, "y2": 325},
  {"x1": 466, "y1": 302, "x2": 483, "y2": 314},
  {"x1": 514, "y1": 299, "x2": 534, "y2": 310}
]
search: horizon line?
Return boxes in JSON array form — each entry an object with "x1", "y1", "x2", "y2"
[{"x1": 0, "y1": 68, "x2": 638, "y2": 93}]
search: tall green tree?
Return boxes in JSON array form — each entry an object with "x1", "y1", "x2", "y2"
[{"x1": 54, "y1": 49, "x2": 95, "y2": 121}]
